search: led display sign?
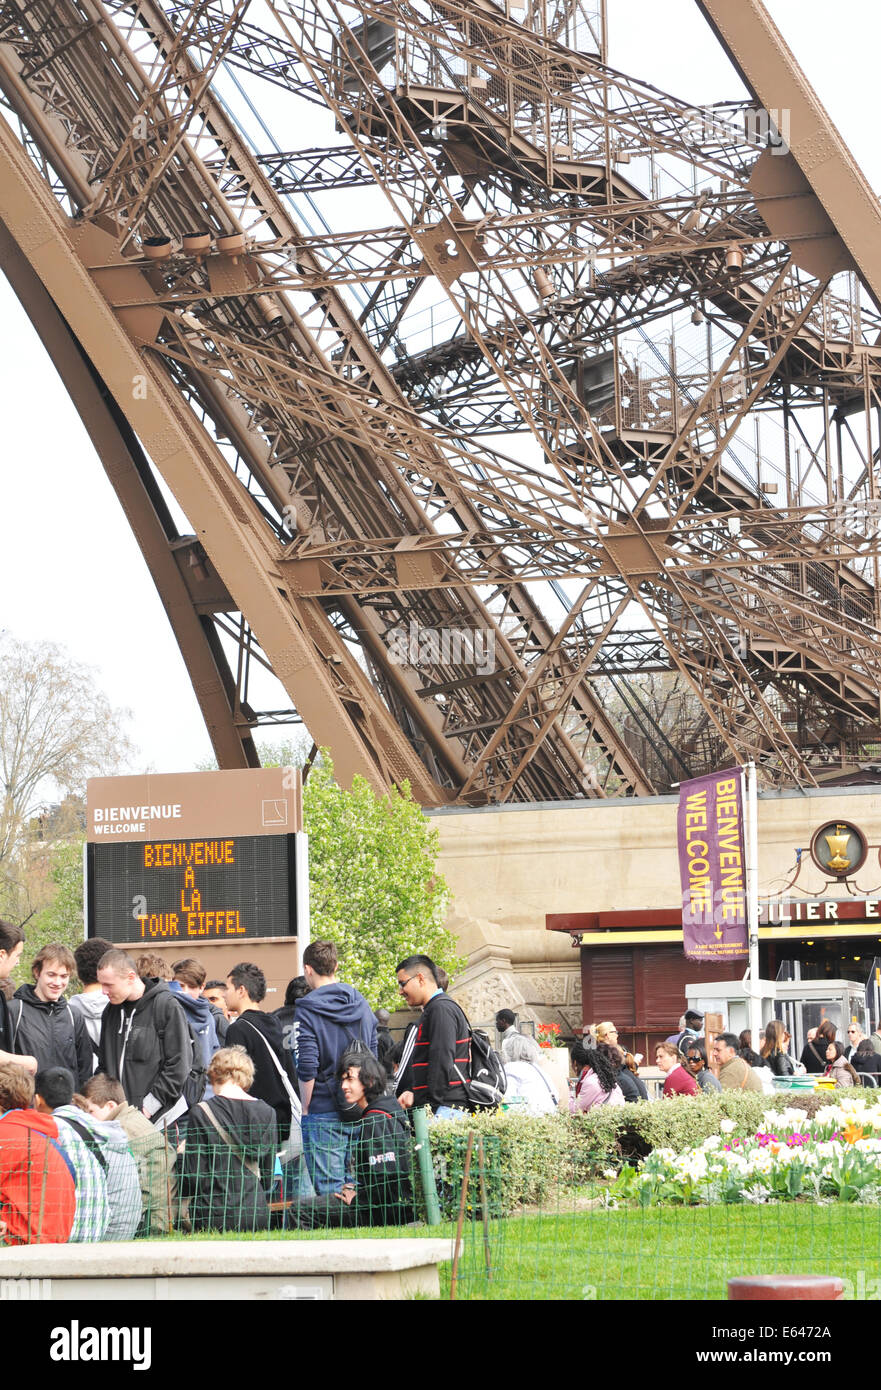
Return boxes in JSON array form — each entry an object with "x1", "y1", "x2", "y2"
[
  {"x1": 86, "y1": 769, "x2": 305, "y2": 945},
  {"x1": 87, "y1": 835, "x2": 297, "y2": 943}
]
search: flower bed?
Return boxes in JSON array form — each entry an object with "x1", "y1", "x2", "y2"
[
  {"x1": 614, "y1": 1097, "x2": 881, "y2": 1205},
  {"x1": 575, "y1": 1089, "x2": 774, "y2": 1161}
]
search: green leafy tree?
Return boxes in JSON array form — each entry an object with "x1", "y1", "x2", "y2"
[
  {"x1": 14, "y1": 837, "x2": 86, "y2": 991},
  {"x1": 301, "y1": 759, "x2": 462, "y2": 1010},
  {"x1": 13, "y1": 735, "x2": 462, "y2": 1006},
  {"x1": 242, "y1": 741, "x2": 462, "y2": 1008}
]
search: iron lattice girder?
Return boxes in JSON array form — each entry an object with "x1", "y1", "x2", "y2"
[
  {"x1": 82, "y1": 0, "x2": 252, "y2": 238},
  {"x1": 282, "y1": 0, "x2": 763, "y2": 180},
  {"x1": 154, "y1": 325, "x2": 650, "y2": 796},
  {"x1": 254, "y1": 0, "x2": 881, "y2": 776},
  {"x1": 697, "y1": 0, "x2": 881, "y2": 311},
  {"x1": 0, "y1": 0, "x2": 649, "y2": 800},
  {"x1": 88, "y1": 196, "x2": 795, "y2": 296},
  {"x1": 0, "y1": 209, "x2": 262, "y2": 772},
  {"x1": 149, "y1": 265, "x2": 881, "y2": 723},
  {"x1": 6, "y1": 0, "x2": 867, "y2": 422},
  {"x1": 256, "y1": 143, "x2": 384, "y2": 193},
  {"x1": 277, "y1": 503, "x2": 881, "y2": 595},
  {"x1": 278, "y1": 530, "x2": 881, "y2": 719},
  {"x1": 390, "y1": 252, "x2": 880, "y2": 427},
  {"x1": 1, "y1": 0, "x2": 880, "y2": 797}
]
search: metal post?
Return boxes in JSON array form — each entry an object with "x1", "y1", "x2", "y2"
[
  {"x1": 745, "y1": 761, "x2": 761, "y2": 1047},
  {"x1": 477, "y1": 1136, "x2": 493, "y2": 1280},
  {"x1": 412, "y1": 1107, "x2": 442, "y2": 1227},
  {"x1": 294, "y1": 830, "x2": 311, "y2": 958},
  {"x1": 449, "y1": 1130, "x2": 475, "y2": 1300}
]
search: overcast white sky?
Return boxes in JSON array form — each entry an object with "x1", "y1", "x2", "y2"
[{"x1": 0, "y1": 0, "x2": 878, "y2": 777}]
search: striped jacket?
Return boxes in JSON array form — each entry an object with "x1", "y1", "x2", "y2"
[
  {"x1": 404, "y1": 992, "x2": 474, "y2": 1111},
  {"x1": 52, "y1": 1113, "x2": 109, "y2": 1243}
]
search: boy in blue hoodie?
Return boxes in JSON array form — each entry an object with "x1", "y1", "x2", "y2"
[
  {"x1": 293, "y1": 940, "x2": 377, "y2": 1194},
  {"x1": 169, "y1": 958, "x2": 220, "y2": 1066}
]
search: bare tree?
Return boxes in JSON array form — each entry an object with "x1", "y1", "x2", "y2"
[
  {"x1": 580, "y1": 672, "x2": 720, "y2": 794},
  {"x1": 0, "y1": 634, "x2": 134, "y2": 898}
]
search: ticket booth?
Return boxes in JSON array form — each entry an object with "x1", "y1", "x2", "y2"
[
  {"x1": 685, "y1": 979, "x2": 777, "y2": 1040},
  {"x1": 685, "y1": 977, "x2": 867, "y2": 1058},
  {"x1": 774, "y1": 979, "x2": 868, "y2": 1058}
]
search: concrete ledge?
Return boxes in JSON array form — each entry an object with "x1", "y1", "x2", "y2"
[{"x1": 0, "y1": 1239, "x2": 452, "y2": 1301}]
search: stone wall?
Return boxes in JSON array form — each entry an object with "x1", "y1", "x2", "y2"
[{"x1": 427, "y1": 785, "x2": 881, "y2": 1033}]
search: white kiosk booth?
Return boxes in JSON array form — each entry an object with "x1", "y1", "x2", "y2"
[
  {"x1": 685, "y1": 979, "x2": 777, "y2": 1042},
  {"x1": 686, "y1": 978, "x2": 868, "y2": 1057}
]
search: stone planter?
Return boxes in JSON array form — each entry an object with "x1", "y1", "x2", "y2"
[{"x1": 536, "y1": 1044, "x2": 571, "y2": 1099}]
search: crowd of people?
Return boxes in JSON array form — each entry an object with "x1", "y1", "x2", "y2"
[
  {"x1": 0, "y1": 923, "x2": 435, "y2": 1245},
  {"x1": 0, "y1": 925, "x2": 542, "y2": 1245},
  {"x1": 4, "y1": 906, "x2": 880, "y2": 1244},
  {"x1": 567, "y1": 1007, "x2": 881, "y2": 1112}
]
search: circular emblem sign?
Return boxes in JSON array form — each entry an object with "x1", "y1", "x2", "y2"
[{"x1": 810, "y1": 821, "x2": 868, "y2": 878}]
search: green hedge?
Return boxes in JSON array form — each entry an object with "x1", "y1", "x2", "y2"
[
  {"x1": 428, "y1": 1112, "x2": 592, "y2": 1214},
  {"x1": 428, "y1": 1094, "x2": 828, "y2": 1214},
  {"x1": 575, "y1": 1091, "x2": 773, "y2": 1161}
]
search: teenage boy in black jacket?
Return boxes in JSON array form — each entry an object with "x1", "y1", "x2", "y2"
[
  {"x1": 224, "y1": 962, "x2": 298, "y2": 1136},
  {"x1": 97, "y1": 948, "x2": 192, "y2": 1129},
  {"x1": 395, "y1": 954, "x2": 474, "y2": 1117},
  {"x1": 10, "y1": 944, "x2": 93, "y2": 1087},
  {"x1": 288, "y1": 1052, "x2": 413, "y2": 1228}
]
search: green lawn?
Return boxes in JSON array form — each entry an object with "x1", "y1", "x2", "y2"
[
  {"x1": 150, "y1": 1200, "x2": 881, "y2": 1301},
  {"x1": 451, "y1": 1201, "x2": 881, "y2": 1300},
  {"x1": 157, "y1": 1222, "x2": 456, "y2": 1242}
]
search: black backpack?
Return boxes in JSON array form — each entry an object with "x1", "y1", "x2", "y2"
[
  {"x1": 456, "y1": 1027, "x2": 508, "y2": 1111},
  {"x1": 181, "y1": 1018, "x2": 207, "y2": 1109}
]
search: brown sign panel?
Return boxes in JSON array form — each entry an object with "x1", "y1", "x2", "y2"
[
  {"x1": 86, "y1": 768, "x2": 302, "y2": 843},
  {"x1": 86, "y1": 770, "x2": 306, "y2": 947}
]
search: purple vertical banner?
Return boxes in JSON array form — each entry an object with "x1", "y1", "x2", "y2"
[{"x1": 678, "y1": 767, "x2": 748, "y2": 963}]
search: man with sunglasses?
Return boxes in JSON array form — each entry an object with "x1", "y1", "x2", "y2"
[
  {"x1": 395, "y1": 955, "x2": 475, "y2": 1118},
  {"x1": 683, "y1": 1041, "x2": 721, "y2": 1093},
  {"x1": 844, "y1": 1024, "x2": 865, "y2": 1062}
]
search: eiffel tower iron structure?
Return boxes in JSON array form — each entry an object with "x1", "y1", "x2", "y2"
[{"x1": 2, "y1": 0, "x2": 881, "y2": 803}]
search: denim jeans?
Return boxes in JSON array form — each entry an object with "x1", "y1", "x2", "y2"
[
  {"x1": 301, "y1": 1114, "x2": 352, "y2": 1194},
  {"x1": 431, "y1": 1105, "x2": 470, "y2": 1123}
]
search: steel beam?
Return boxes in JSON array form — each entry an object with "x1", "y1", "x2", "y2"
[
  {"x1": 0, "y1": 116, "x2": 442, "y2": 801},
  {"x1": 2, "y1": 0, "x2": 880, "y2": 797},
  {"x1": 696, "y1": 0, "x2": 881, "y2": 307}
]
